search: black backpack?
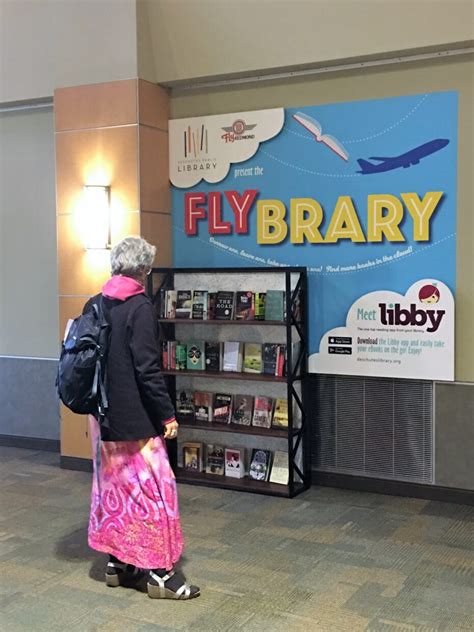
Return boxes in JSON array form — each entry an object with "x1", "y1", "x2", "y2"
[{"x1": 57, "y1": 297, "x2": 110, "y2": 418}]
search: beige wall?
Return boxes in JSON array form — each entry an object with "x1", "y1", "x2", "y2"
[
  {"x1": 170, "y1": 55, "x2": 474, "y2": 382},
  {"x1": 0, "y1": 0, "x2": 137, "y2": 103},
  {"x1": 0, "y1": 108, "x2": 58, "y2": 358},
  {"x1": 138, "y1": 0, "x2": 474, "y2": 84}
]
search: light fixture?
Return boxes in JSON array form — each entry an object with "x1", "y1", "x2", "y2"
[{"x1": 82, "y1": 185, "x2": 111, "y2": 249}]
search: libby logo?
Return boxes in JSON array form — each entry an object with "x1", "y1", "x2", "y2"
[{"x1": 379, "y1": 297, "x2": 445, "y2": 333}]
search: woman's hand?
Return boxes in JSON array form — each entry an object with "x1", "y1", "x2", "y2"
[{"x1": 164, "y1": 420, "x2": 179, "y2": 440}]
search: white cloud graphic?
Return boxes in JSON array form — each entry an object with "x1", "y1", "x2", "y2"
[{"x1": 169, "y1": 109, "x2": 284, "y2": 188}]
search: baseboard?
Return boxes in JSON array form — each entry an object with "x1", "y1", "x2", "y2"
[
  {"x1": 60, "y1": 456, "x2": 93, "y2": 472},
  {"x1": 0, "y1": 434, "x2": 60, "y2": 452},
  {"x1": 314, "y1": 471, "x2": 474, "y2": 505}
]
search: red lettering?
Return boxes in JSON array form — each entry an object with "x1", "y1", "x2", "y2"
[
  {"x1": 209, "y1": 192, "x2": 232, "y2": 234},
  {"x1": 225, "y1": 189, "x2": 258, "y2": 233},
  {"x1": 184, "y1": 192, "x2": 206, "y2": 235}
]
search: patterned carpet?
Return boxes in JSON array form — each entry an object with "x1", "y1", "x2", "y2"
[{"x1": 0, "y1": 445, "x2": 472, "y2": 631}]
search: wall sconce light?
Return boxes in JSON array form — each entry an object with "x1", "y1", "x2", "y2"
[{"x1": 82, "y1": 185, "x2": 111, "y2": 249}]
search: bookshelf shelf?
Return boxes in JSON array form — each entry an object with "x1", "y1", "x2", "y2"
[
  {"x1": 179, "y1": 421, "x2": 291, "y2": 438},
  {"x1": 176, "y1": 469, "x2": 304, "y2": 498},
  {"x1": 148, "y1": 266, "x2": 311, "y2": 499},
  {"x1": 161, "y1": 369, "x2": 287, "y2": 382}
]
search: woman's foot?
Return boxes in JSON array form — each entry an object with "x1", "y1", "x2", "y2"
[
  {"x1": 147, "y1": 568, "x2": 200, "y2": 600},
  {"x1": 105, "y1": 555, "x2": 142, "y2": 588}
]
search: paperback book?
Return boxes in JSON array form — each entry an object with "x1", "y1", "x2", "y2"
[
  {"x1": 205, "y1": 341, "x2": 222, "y2": 372},
  {"x1": 192, "y1": 290, "x2": 208, "y2": 320},
  {"x1": 243, "y1": 343, "x2": 263, "y2": 374},
  {"x1": 254, "y1": 292, "x2": 266, "y2": 320},
  {"x1": 272, "y1": 398, "x2": 288, "y2": 427},
  {"x1": 183, "y1": 442, "x2": 202, "y2": 471},
  {"x1": 157, "y1": 289, "x2": 166, "y2": 319},
  {"x1": 176, "y1": 290, "x2": 192, "y2": 318},
  {"x1": 165, "y1": 290, "x2": 177, "y2": 319},
  {"x1": 231, "y1": 395, "x2": 253, "y2": 426},
  {"x1": 235, "y1": 291, "x2": 254, "y2": 320},
  {"x1": 252, "y1": 396, "x2": 273, "y2": 428},
  {"x1": 175, "y1": 343, "x2": 187, "y2": 371},
  {"x1": 225, "y1": 448, "x2": 245, "y2": 478},
  {"x1": 269, "y1": 450, "x2": 288, "y2": 485},
  {"x1": 249, "y1": 449, "x2": 272, "y2": 481},
  {"x1": 263, "y1": 343, "x2": 279, "y2": 375},
  {"x1": 186, "y1": 340, "x2": 205, "y2": 371},
  {"x1": 215, "y1": 291, "x2": 235, "y2": 320},
  {"x1": 223, "y1": 341, "x2": 243, "y2": 372},
  {"x1": 205, "y1": 444, "x2": 225, "y2": 475},
  {"x1": 194, "y1": 392, "x2": 213, "y2": 423},
  {"x1": 176, "y1": 390, "x2": 195, "y2": 423},
  {"x1": 213, "y1": 393, "x2": 233, "y2": 424},
  {"x1": 265, "y1": 290, "x2": 285, "y2": 321},
  {"x1": 208, "y1": 292, "x2": 217, "y2": 320}
]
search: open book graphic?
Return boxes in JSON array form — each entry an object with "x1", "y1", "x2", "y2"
[{"x1": 293, "y1": 112, "x2": 349, "y2": 161}]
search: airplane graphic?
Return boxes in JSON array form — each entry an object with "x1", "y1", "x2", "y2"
[
  {"x1": 357, "y1": 138, "x2": 449, "y2": 174},
  {"x1": 292, "y1": 112, "x2": 349, "y2": 161}
]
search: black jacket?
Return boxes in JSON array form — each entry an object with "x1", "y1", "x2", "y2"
[{"x1": 84, "y1": 294, "x2": 175, "y2": 441}]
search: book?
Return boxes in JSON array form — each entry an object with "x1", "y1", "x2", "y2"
[
  {"x1": 249, "y1": 449, "x2": 272, "y2": 481},
  {"x1": 192, "y1": 290, "x2": 208, "y2": 320},
  {"x1": 186, "y1": 340, "x2": 205, "y2": 371},
  {"x1": 231, "y1": 395, "x2": 253, "y2": 426},
  {"x1": 215, "y1": 291, "x2": 235, "y2": 320},
  {"x1": 213, "y1": 393, "x2": 233, "y2": 424},
  {"x1": 269, "y1": 451, "x2": 289, "y2": 485},
  {"x1": 208, "y1": 292, "x2": 217, "y2": 320},
  {"x1": 223, "y1": 341, "x2": 243, "y2": 372},
  {"x1": 161, "y1": 341, "x2": 169, "y2": 370},
  {"x1": 169, "y1": 341, "x2": 177, "y2": 370},
  {"x1": 194, "y1": 392, "x2": 213, "y2": 423},
  {"x1": 165, "y1": 290, "x2": 177, "y2": 319},
  {"x1": 235, "y1": 291, "x2": 254, "y2": 320},
  {"x1": 205, "y1": 444, "x2": 225, "y2": 475},
  {"x1": 272, "y1": 398, "x2": 288, "y2": 427},
  {"x1": 263, "y1": 343, "x2": 279, "y2": 375},
  {"x1": 176, "y1": 389, "x2": 195, "y2": 423},
  {"x1": 243, "y1": 343, "x2": 263, "y2": 374},
  {"x1": 175, "y1": 343, "x2": 187, "y2": 371},
  {"x1": 276, "y1": 344, "x2": 286, "y2": 377},
  {"x1": 176, "y1": 290, "x2": 192, "y2": 319},
  {"x1": 225, "y1": 447, "x2": 245, "y2": 478},
  {"x1": 157, "y1": 289, "x2": 166, "y2": 319},
  {"x1": 205, "y1": 341, "x2": 222, "y2": 372},
  {"x1": 254, "y1": 292, "x2": 266, "y2": 320},
  {"x1": 252, "y1": 396, "x2": 273, "y2": 428},
  {"x1": 265, "y1": 290, "x2": 285, "y2": 321},
  {"x1": 183, "y1": 442, "x2": 202, "y2": 471}
]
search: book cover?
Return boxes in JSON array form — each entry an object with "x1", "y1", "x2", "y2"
[
  {"x1": 183, "y1": 442, "x2": 202, "y2": 471},
  {"x1": 176, "y1": 290, "x2": 192, "y2": 319},
  {"x1": 223, "y1": 341, "x2": 243, "y2": 372},
  {"x1": 272, "y1": 398, "x2": 288, "y2": 427},
  {"x1": 225, "y1": 448, "x2": 245, "y2": 478},
  {"x1": 264, "y1": 290, "x2": 285, "y2": 321},
  {"x1": 208, "y1": 292, "x2": 216, "y2": 319},
  {"x1": 205, "y1": 341, "x2": 222, "y2": 372},
  {"x1": 231, "y1": 395, "x2": 253, "y2": 426},
  {"x1": 166, "y1": 290, "x2": 177, "y2": 319},
  {"x1": 157, "y1": 289, "x2": 166, "y2": 319},
  {"x1": 276, "y1": 344, "x2": 286, "y2": 377},
  {"x1": 215, "y1": 291, "x2": 235, "y2": 320},
  {"x1": 263, "y1": 343, "x2": 279, "y2": 375},
  {"x1": 243, "y1": 343, "x2": 263, "y2": 374},
  {"x1": 249, "y1": 449, "x2": 273, "y2": 481},
  {"x1": 252, "y1": 396, "x2": 273, "y2": 428},
  {"x1": 269, "y1": 450, "x2": 288, "y2": 485},
  {"x1": 235, "y1": 291, "x2": 254, "y2": 320},
  {"x1": 213, "y1": 393, "x2": 233, "y2": 423},
  {"x1": 161, "y1": 341, "x2": 169, "y2": 370},
  {"x1": 205, "y1": 444, "x2": 225, "y2": 475},
  {"x1": 194, "y1": 391, "x2": 213, "y2": 423},
  {"x1": 169, "y1": 341, "x2": 177, "y2": 370},
  {"x1": 186, "y1": 340, "x2": 205, "y2": 371},
  {"x1": 192, "y1": 290, "x2": 208, "y2": 320},
  {"x1": 175, "y1": 343, "x2": 187, "y2": 371},
  {"x1": 254, "y1": 292, "x2": 266, "y2": 320},
  {"x1": 176, "y1": 389, "x2": 195, "y2": 423}
]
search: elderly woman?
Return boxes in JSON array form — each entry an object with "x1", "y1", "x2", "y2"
[{"x1": 85, "y1": 236, "x2": 199, "y2": 600}]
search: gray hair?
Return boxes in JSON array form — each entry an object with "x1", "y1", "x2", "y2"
[{"x1": 110, "y1": 236, "x2": 156, "y2": 277}]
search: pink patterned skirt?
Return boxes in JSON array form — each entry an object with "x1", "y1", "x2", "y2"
[{"x1": 88, "y1": 416, "x2": 183, "y2": 569}]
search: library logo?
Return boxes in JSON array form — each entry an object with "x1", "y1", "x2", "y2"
[
  {"x1": 183, "y1": 125, "x2": 209, "y2": 158},
  {"x1": 379, "y1": 302, "x2": 445, "y2": 333},
  {"x1": 221, "y1": 119, "x2": 257, "y2": 143}
]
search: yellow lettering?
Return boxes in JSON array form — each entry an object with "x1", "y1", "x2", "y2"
[
  {"x1": 367, "y1": 195, "x2": 405, "y2": 242},
  {"x1": 325, "y1": 196, "x2": 366, "y2": 243},
  {"x1": 257, "y1": 200, "x2": 288, "y2": 244},
  {"x1": 401, "y1": 191, "x2": 443, "y2": 241},
  {"x1": 290, "y1": 198, "x2": 324, "y2": 243}
]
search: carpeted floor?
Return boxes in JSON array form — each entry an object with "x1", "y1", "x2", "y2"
[{"x1": 0, "y1": 445, "x2": 472, "y2": 631}]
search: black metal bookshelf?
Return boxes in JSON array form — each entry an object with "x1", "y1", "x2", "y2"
[{"x1": 147, "y1": 266, "x2": 310, "y2": 498}]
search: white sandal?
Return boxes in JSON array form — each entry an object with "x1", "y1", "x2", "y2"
[{"x1": 147, "y1": 570, "x2": 200, "y2": 600}]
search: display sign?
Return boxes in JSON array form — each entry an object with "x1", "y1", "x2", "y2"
[{"x1": 170, "y1": 92, "x2": 457, "y2": 380}]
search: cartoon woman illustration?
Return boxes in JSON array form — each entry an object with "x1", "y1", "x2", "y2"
[{"x1": 418, "y1": 284, "x2": 440, "y2": 304}]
